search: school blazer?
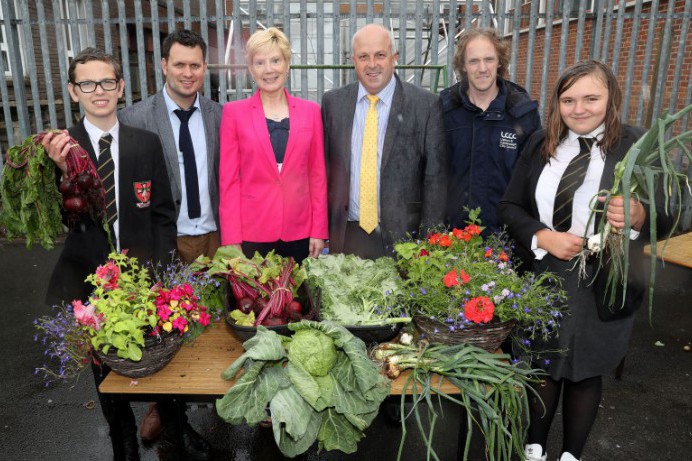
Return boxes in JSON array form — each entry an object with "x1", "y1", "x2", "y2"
[
  {"x1": 45, "y1": 119, "x2": 177, "y2": 305},
  {"x1": 218, "y1": 89, "x2": 328, "y2": 245},
  {"x1": 498, "y1": 126, "x2": 672, "y2": 317}
]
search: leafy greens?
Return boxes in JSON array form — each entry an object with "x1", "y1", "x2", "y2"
[
  {"x1": 216, "y1": 320, "x2": 390, "y2": 457},
  {"x1": 303, "y1": 254, "x2": 406, "y2": 325}
]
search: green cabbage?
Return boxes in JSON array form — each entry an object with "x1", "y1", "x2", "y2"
[{"x1": 288, "y1": 329, "x2": 337, "y2": 377}]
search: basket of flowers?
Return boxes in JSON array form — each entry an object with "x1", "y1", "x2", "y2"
[
  {"x1": 393, "y1": 209, "x2": 567, "y2": 352},
  {"x1": 34, "y1": 251, "x2": 220, "y2": 382}
]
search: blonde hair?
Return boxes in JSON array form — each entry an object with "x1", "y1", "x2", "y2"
[{"x1": 245, "y1": 27, "x2": 291, "y2": 64}]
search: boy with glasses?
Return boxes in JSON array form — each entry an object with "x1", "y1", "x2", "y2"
[{"x1": 42, "y1": 47, "x2": 176, "y2": 461}]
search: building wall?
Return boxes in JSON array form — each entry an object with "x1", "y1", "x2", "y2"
[{"x1": 511, "y1": 0, "x2": 691, "y2": 126}]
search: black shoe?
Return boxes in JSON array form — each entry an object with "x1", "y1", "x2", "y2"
[{"x1": 181, "y1": 423, "x2": 212, "y2": 461}]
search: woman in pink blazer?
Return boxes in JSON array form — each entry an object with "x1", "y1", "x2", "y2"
[{"x1": 219, "y1": 27, "x2": 328, "y2": 263}]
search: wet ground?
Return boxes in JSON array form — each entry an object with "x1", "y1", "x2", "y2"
[{"x1": 1, "y1": 239, "x2": 690, "y2": 460}]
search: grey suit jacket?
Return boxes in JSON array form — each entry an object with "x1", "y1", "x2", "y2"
[
  {"x1": 322, "y1": 74, "x2": 448, "y2": 254},
  {"x1": 118, "y1": 90, "x2": 223, "y2": 227}
]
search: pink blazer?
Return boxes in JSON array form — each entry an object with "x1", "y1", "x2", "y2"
[{"x1": 219, "y1": 90, "x2": 328, "y2": 245}]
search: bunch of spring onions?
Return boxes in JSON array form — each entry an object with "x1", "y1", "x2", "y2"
[{"x1": 372, "y1": 340, "x2": 543, "y2": 461}]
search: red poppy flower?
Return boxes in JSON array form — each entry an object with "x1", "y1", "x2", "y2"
[
  {"x1": 484, "y1": 249, "x2": 493, "y2": 259},
  {"x1": 464, "y1": 296, "x2": 495, "y2": 323},
  {"x1": 439, "y1": 235, "x2": 452, "y2": 247},
  {"x1": 459, "y1": 269, "x2": 471, "y2": 285},
  {"x1": 443, "y1": 269, "x2": 459, "y2": 287},
  {"x1": 499, "y1": 251, "x2": 509, "y2": 262},
  {"x1": 465, "y1": 224, "x2": 482, "y2": 236},
  {"x1": 418, "y1": 249, "x2": 430, "y2": 257},
  {"x1": 428, "y1": 233, "x2": 441, "y2": 245},
  {"x1": 452, "y1": 228, "x2": 467, "y2": 240}
]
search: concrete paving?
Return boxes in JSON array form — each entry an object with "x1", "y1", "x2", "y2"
[{"x1": 0, "y1": 239, "x2": 690, "y2": 460}]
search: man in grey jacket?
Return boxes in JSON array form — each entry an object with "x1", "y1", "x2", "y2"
[
  {"x1": 119, "y1": 29, "x2": 222, "y2": 265},
  {"x1": 322, "y1": 23, "x2": 447, "y2": 259},
  {"x1": 118, "y1": 29, "x2": 220, "y2": 460}
]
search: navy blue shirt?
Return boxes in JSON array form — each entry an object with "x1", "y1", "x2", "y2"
[
  {"x1": 267, "y1": 117, "x2": 289, "y2": 165},
  {"x1": 440, "y1": 77, "x2": 541, "y2": 234}
]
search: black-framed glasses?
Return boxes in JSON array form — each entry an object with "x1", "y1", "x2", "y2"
[{"x1": 73, "y1": 79, "x2": 119, "y2": 93}]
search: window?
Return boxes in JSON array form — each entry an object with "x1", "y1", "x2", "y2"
[{"x1": 60, "y1": 0, "x2": 88, "y2": 60}]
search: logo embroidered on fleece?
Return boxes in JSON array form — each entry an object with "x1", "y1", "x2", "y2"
[{"x1": 498, "y1": 130, "x2": 517, "y2": 150}]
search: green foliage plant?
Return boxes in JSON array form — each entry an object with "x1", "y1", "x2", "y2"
[{"x1": 581, "y1": 104, "x2": 692, "y2": 317}]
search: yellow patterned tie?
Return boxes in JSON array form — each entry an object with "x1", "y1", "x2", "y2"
[{"x1": 359, "y1": 95, "x2": 379, "y2": 234}]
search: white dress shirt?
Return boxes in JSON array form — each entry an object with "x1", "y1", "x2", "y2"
[
  {"x1": 348, "y1": 76, "x2": 397, "y2": 221},
  {"x1": 532, "y1": 125, "x2": 639, "y2": 259},
  {"x1": 162, "y1": 86, "x2": 217, "y2": 236},
  {"x1": 84, "y1": 117, "x2": 120, "y2": 248}
]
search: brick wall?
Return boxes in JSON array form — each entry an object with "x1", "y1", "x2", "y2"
[{"x1": 510, "y1": 0, "x2": 691, "y2": 127}]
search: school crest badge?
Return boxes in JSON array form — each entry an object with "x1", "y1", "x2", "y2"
[{"x1": 133, "y1": 181, "x2": 151, "y2": 208}]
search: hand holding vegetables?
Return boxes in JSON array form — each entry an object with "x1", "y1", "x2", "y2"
[
  {"x1": 598, "y1": 195, "x2": 645, "y2": 231},
  {"x1": 40, "y1": 130, "x2": 106, "y2": 223},
  {"x1": 0, "y1": 130, "x2": 105, "y2": 249}
]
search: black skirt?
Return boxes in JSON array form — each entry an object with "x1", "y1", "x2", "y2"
[{"x1": 529, "y1": 255, "x2": 635, "y2": 382}]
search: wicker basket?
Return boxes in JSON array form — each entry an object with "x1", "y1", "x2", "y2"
[
  {"x1": 94, "y1": 332, "x2": 183, "y2": 378},
  {"x1": 413, "y1": 315, "x2": 515, "y2": 352}
]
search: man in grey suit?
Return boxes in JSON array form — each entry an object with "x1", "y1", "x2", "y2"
[
  {"x1": 119, "y1": 29, "x2": 222, "y2": 265},
  {"x1": 322, "y1": 23, "x2": 447, "y2": 259},
  {"x1": 118, "y1": 29, "x2": 220, "y2": 460}
]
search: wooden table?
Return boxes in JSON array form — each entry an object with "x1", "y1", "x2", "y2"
[
  {"x1": 643, "y1": 232, "x2": 692, "y2": 269},
  {"x1": 100, "y1": 322, "x2": 459, "y2": 397}
]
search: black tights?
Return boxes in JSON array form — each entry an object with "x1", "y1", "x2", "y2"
[{"x1": 527, "y1": 375, "x2": 602, "y2": 459}]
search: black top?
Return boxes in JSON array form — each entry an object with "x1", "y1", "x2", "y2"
[{"x1": 266, "y1": 117, "x2": 290, "y2": 164}]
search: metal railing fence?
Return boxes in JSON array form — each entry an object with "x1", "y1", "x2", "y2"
[{"x1": 1, "y1": 0, "x2": 690, "y2": 227}]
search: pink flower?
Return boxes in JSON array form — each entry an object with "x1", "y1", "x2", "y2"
[
  {"x1": 172, "y1": 316, "x2": 188, "y2": 333},
  {"x1": 198, "y1": 311, "x2": 211, "y2": 327},
  {"x1": 73, "y1": 300, "x2": 101, "y2": 330},
  {"x1": 95, "y1": 261, "x2": 119, "y2": 290},
  {"x1": 181, "y1": 283, "x2": 194, "y2": 297},
  {"x1": 157, "y1": 305, "x2": 172, "y2": 322}
]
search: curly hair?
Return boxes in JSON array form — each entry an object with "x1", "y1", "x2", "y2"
[
  {"x1": 542, "y1": 60, "x2": 622, "y2": 160},
  {"x1": 452, "y1": 28, "x2": 510, "y2": 81}
]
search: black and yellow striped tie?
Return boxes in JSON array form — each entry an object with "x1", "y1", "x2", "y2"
[
  {"x1": 98, "y1": 134, "x2": 117, "y2": 224},
  {"x1": 552, "y1": 136, "x2": 595, "y2": 232}
]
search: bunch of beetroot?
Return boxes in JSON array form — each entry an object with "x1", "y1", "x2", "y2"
[
  {"x1": 233, "y1": 257, "x2": 305, "y2": 326},
  {"x1": 195, "y1": 247, "x2": 309, "y2": 327},
  {"x1": 40, "y1": 131, "x2": 106, "y2": 225}
]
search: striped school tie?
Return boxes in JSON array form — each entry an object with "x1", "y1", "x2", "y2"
[
  {"x1": 98, "y1": 133, "x2": 117, "y2": 224},
  {"x1": 552, "y1": 136, "x2": 595, "y2": 232}
]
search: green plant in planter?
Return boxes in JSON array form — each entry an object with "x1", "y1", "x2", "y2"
[{"x1": 83, "y1": 251, "x2": 158, "y2": 360}]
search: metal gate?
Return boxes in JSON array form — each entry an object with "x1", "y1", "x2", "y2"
[{"x1": 1, "y1": 0, "x2": 691, "y2": 226}]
